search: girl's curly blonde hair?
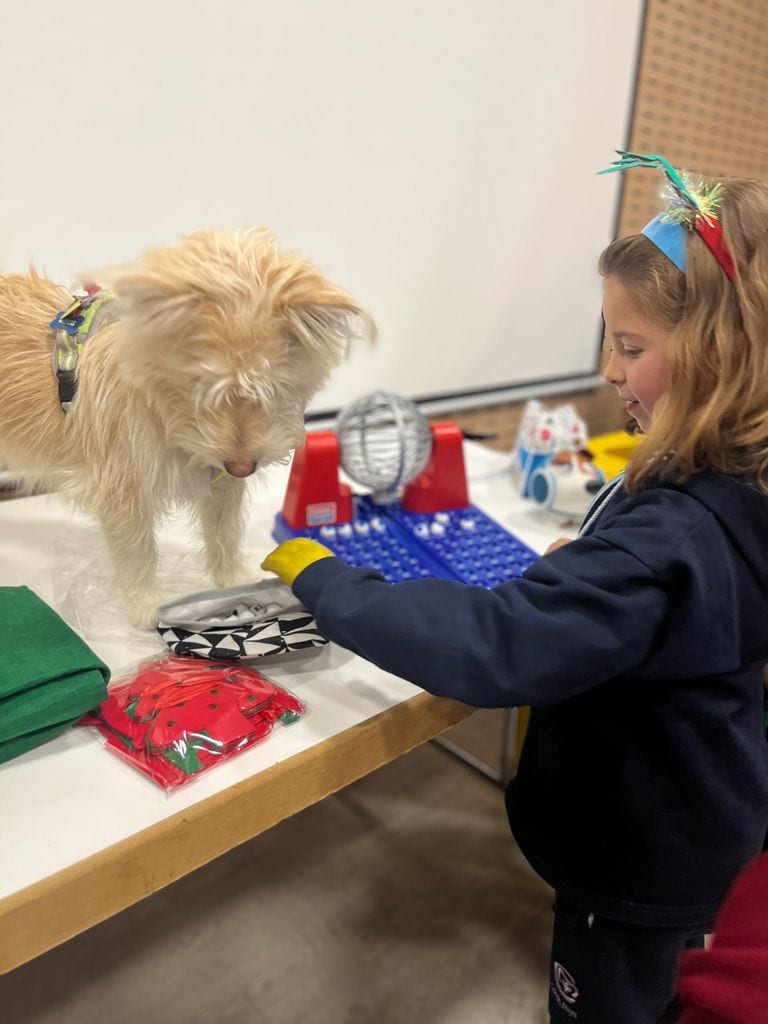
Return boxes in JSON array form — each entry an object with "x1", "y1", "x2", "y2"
[{"x1": 599, "y1": 179, "x2": 768, "y2": 494}]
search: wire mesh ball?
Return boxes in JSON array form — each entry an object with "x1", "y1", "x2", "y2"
[{"x1": 335, "y1": 390, "x2": 433, "y2": 503}]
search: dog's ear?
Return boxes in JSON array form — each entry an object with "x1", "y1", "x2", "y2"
[
  {"x1": 285, "y1": 297, "x2": 376, "y2": 367},
  {"x1": 92, "y1": 260, "x2": 199, "y2": 310},
  {"x1": 81, "y1": 259, "x2": 204, "y2": 346}
]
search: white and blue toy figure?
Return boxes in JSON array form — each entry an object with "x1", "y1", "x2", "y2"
[
  {"x1": 512, "y1": 400, "x2": 561, "y2": 497},
  {"x1": 554, "y1": 403, "x2": 589, "y2": 455},
  {"x1": 513, "y1": 401, "x2": 605, "y2": 523},
  {"x1": 529, "y1": 449, "x2": 605, "y2": 525}
]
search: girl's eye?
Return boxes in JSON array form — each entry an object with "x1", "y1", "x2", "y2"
[{"x1": 624, "y1": 349, "x2": 641, "y2": 359}]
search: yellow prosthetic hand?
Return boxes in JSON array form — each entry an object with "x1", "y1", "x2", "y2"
[{"x1": 261, "y1": 538, "x2": 336, "y2": 587}]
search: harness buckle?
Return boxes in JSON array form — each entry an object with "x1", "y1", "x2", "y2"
[
  {"x1": 49, "y1": 311, "x2": 85, "y2": 335},
  {"x1": 50, "y1": 294, "x2": 89, "y2": 336}
]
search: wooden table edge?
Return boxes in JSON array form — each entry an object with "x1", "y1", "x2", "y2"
[{"x1": 0, "y1": 691, "x2": 471, "y2": 974}]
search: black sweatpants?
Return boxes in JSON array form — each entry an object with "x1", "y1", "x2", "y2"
[{"x1": 548, "y1": 897, "x2": 707, "y2": 1023}]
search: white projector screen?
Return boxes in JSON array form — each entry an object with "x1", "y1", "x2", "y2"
[{"x1": 0, "y1": 0, "x2": 642, "y2": 415}]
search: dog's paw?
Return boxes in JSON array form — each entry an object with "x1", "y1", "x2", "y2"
[
  {"x1": 125, "y1": 590, "x2": 166, "y2": 631},
  {"x1": 211, "y1": 564, "x2": 264, "y2": 589}
]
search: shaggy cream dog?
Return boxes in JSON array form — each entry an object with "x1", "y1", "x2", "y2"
[{"x1": 0, "y1": 228, "x2": 372, "y2": 626}]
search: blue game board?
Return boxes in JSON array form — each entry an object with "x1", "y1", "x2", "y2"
[{"x1": 273, "y1": 496, "x2": 539, "y2": 587}]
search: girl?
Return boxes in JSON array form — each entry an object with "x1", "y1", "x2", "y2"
[{"x1": 262, "y1": 153, "x2": 768, "y2": 1023}]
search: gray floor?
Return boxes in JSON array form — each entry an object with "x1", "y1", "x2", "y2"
[{"x1": 0, "y1": 713, "x2": 553, "y2": 1024}]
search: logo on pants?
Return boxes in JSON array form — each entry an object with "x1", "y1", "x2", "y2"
[{"x1": 553, "y1": 960, "x2": 579, "y2": 1013}]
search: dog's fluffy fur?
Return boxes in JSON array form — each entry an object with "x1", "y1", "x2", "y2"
[{"x1": 0, "y1": 228, "x2": 372, "y2": 626}]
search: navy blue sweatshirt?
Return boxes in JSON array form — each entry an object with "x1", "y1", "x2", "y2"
[{"x1": 293, "y1": 471, "x2": 768, "y2": 926}]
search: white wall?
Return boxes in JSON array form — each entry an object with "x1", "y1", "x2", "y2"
[{"x1": 0, "y1": 0, "x2": 642, "y2": 413}]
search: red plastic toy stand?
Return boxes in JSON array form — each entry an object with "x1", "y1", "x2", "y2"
[
  {"x1": 401, "y1": 422, "x2": 469, "y2": 513},
  {"x1": 280, "y1": 422, "x2": 469, "y2": 528},
  {"x1": 280, "y1": 431, "x2": 353, "y2": 529}
]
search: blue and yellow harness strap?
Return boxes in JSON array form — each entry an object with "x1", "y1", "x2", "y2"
[{"x1": 50, "y1": 287, "x2": 115, "y2": 410}]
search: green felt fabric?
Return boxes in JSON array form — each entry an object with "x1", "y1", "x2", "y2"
[
  {"x1": 0, "y1": 586, "x2": 110, "y2": 761},
  {"x1": 0, "y1": 667, "x2": 108, "y2": 744},
  {"x1": 0, "y1": 717, "x2": 81, "y2": 765}
]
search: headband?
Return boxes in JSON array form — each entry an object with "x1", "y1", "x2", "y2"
[{"x1": 599, "y1": 150, "x2": 736, "y2": 282}]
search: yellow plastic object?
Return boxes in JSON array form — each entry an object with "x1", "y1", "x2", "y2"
[
  {"x1": 261, "y1": 538, "x2": 335, "y2": 587},
  {"x1": 588, "y1": 430, "x2": 642, "y2": 480}
]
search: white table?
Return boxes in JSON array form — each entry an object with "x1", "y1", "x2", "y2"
[{"x1": 0, "y1": 442, "x2": 572, "y2": 973}]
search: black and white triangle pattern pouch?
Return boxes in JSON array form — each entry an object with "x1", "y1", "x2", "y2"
[{"x1": 156, "y1": 581, "x2": 328, "y2": 661}]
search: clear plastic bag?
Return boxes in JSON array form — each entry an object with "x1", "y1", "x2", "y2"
[
  {"x1": 53, "y1": 529, "x2": 213, "y2": 646},
  {"x1": 79, "y1": 654, "x2": 304, "y2": 790}
]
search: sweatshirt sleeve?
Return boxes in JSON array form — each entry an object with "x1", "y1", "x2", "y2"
[
  {"x1": 678, "y1": 855, "x2": 768, "y2": 1024},
  {"x1": 292, "y1": 490, "x2": 727, "y2": 708},
  {"x1": 294, "y1": 543, "x2": 669, "y2": 709}
]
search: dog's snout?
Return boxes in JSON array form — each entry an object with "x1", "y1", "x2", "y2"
[{"x1": 224, "y1": 458, "x2": 258, "y2": 478}]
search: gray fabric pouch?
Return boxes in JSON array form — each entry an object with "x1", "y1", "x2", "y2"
[{"x1": 156, "y1": 581, "x2": 327, "y2": 660}]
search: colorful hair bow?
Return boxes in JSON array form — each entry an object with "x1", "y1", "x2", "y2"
[{"x1": 599, "y1": 150, "x2": 736, "y2": 282}]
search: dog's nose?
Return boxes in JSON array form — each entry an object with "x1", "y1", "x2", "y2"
[{"x1": 223, "y1": 458, "x2": 258, "y2": 478}]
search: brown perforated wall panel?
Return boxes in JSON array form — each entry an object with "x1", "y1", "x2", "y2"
[{"x1": 617, "y1": 0, "x2": 768, "y2": 237}]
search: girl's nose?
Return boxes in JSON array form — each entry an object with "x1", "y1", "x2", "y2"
[{"x1": 602, "y1": 349, "x2": 623, "y2": 386}]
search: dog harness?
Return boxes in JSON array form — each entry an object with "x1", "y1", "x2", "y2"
[{"x1": 50, "y1": 286, "x2": 115, "y2": 410}]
